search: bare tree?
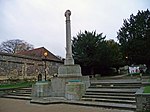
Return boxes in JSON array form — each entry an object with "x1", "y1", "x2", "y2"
[{"x1": 0, "y1": 39, "x2": 34, "y2": 54}]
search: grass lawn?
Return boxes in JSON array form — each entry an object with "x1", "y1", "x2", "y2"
[
  {"x1": 144, "y1": 86, "x2": 150, "y2": 93},
  {"x1": 144, "y1": 79, "x2": 150, "y2": 93},
  {"x1": 0, "y1": 81, "x2": 34, "y2": 89}
]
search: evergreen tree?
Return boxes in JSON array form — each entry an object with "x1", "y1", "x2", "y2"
[{"x1": 117, "y1": 9, "x2": 150, "y2": 67}]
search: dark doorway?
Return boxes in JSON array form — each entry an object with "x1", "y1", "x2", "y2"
[{"x1": 38, "y1": 74, "x2": 42, "y2": 81}]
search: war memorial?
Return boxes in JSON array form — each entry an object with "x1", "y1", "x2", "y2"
[
  {"x1": 30, "y1": 10, "x2": 150, "y2": 112},
  {"x1": 0, "y1": 10, "x2": 150, "y2": 112}
]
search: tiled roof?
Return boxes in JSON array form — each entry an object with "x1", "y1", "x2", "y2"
[{"x1": 17, "y1": 47, "x2": 63, "y2": 62}]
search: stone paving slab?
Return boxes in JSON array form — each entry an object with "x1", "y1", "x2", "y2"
[
  {"x1": 0, "y1": 98, "x2": 135, "y2": 112},
  {"x1": 2, "y1": 95, "x2": 31, "y2": 100},
  {"x1": 30, "y1": 97, "x2": 136, "y2": 111}
]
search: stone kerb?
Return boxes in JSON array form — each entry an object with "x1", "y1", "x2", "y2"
[{"x1": 135, "y1": 87, "x2": 150, "y2": 112}]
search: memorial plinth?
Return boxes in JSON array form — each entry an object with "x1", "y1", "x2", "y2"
[
  {"x1": 51, "y1": 76, "x2": 90, "y2": 97},
  {"x1": 57, "y1": 10, "x2": 82, "y2": 78},
  {"x1": 65, "y1": 80, "x2": 85, "y2": 100},
  {"x1": 58, "y1": 65, "x2": 82, "y2": 77},
  {"x1": 31, "y1": 81, "x2": 51, "y2": 98},
  {"x1": 50, "y1": 10, "x2": 90, "y2": 98},
  {"x1": 31, "y1": 10, "x2": 90, "y2": 101}
]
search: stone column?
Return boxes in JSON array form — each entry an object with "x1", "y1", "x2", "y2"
[
  {"x1": 64, "y1": 10, "x2": 74, "y2": 65},
  {"x1": 57, "y1": 10, "x2": 82, "y2": 77}
]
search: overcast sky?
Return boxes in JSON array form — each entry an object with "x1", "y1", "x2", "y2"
[{"x1": 0, "y1": 0, "x2": 149, "y2": 58}]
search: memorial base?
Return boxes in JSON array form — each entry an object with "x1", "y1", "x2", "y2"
[
  {"x1": 31, "y1": 81, "x2": 51, "y2": 98},
  {"x1": 65, "y1": 81, "x2": 85, "y2": 100},
  {"x1": 58, "y1": 64, "x2": 82, "y2": 77},
  {"x1": 51, "y1": 76, "x2": 90, "y2": 97}
]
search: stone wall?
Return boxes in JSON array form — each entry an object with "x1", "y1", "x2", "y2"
[
  {"x1": 135, "y1": 87, "x2": 150, "y2": 112},
  {"x1": 0, "y1": 52, "x2": 63, "y2": 81}
]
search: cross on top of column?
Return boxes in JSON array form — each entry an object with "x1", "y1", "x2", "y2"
[{"x1": 65, "y1": 10, "x2": 71, "y2": 18}]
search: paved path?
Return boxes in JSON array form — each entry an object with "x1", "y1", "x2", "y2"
[{"x1": 0, "y1": 98, "x2": 134, "y2": 112}]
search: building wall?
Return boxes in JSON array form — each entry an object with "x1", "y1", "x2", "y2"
[{"x1": 0, "y1": 52, "x2": 63, "y2": 81}]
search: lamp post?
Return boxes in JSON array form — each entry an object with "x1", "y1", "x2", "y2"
[
  {"x1": 44, "y1": 52, "x2": 48, "y2": 81},
  {"x1": 125, "y1": 56, "x2": 128, "y2": 65}
]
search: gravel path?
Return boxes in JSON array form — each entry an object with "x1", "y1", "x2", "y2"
[{"x1": 0, "y1": 98, "x2": 134, "y2": 112}]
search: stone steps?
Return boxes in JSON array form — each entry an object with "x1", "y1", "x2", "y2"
[
  {"x1": 89, "y1": 86, "x2": 140, "y2": 89},
  {"x1": 85, "y1": 92, "x2": 135, "y2": 97},
  {"x1": 10, "y1": 91, "x2": 31, "y2": 94},
  {"x1": 81, "y1": 97, "x2": 136, "y2": 104},
  {"x1": 91, "y1": 81, "x2": 141, "y2": 84},
  {"x1": 65, "y1": 101, "x2": 136, "y2": 111},
  {"x1": 10, "y1": 90, "x2": 31, "y2": 94},
  {"x1": 3, "y1": 95, "x2": 31, "y2": 100},
  {"x1": 2, "y1": 87, "x2": 32, "y2": 100},
  {"x1": 8, "y1": 93, "x2": 31, "y2": 96},
  {"x1": 91, "y1": 82, "x2": 141, "y2": 86},
  {"x1": 1, "y1": 78, "x2": 142, "y2": 111},
  {"x1": 14, "y1": 88, "x2": 32, "y2": 92},
  {"x1": 4, "y1": 87, "x2": 32, "y2": 98},
  {"x1": 86, "y1": 88, "x2": 138, "y2": 93},
  {"x1": 82, "y1": 79, "x2": 142, "y2": 111},
  {"x1": 30, "y1": 97, "x2": 136, "y2": 111},
  {"x1": 82, "y1": 95, "x2": 135, "y2": 100}
]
